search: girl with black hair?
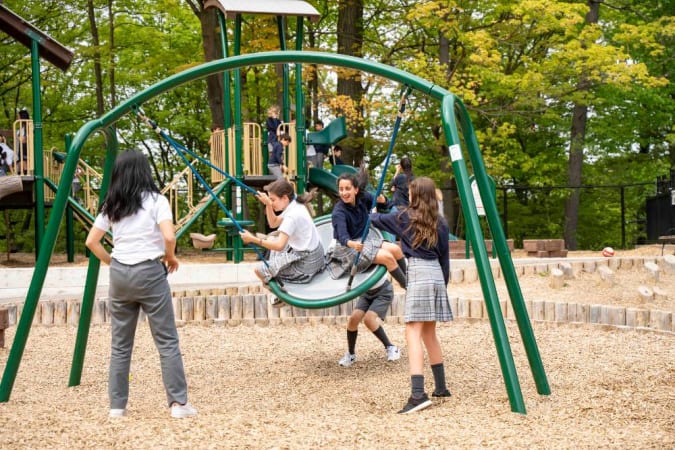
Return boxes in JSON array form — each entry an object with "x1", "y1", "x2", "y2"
[
  {"x1": 328, "y1": 172, "x2": 407, "y2": 289},
  {"x1": 390, "y1": 156, "x2": 414, "y2": 208},
  {"x1": 86, "y1": 150, "x2": 197, "y2": 419}
]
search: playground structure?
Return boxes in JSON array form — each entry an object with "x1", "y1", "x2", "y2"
[{"x1": 0, "y1": 1, "x2": 550, "y2": 414}]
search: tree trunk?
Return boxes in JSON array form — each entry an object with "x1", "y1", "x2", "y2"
[
  {"x1": 107, "y1": 0, "x2": 116, "y2": 108},
  {"x1": 337, "y1": 0, "x2": 364, "y2": 166},
  {"x1": 563, "y1": 0, "x2": 600, "y2": 250},
  {"x1": 86, "y1": 0, "x2": 105, "y2": 117},
  {"x1": 197, "y1": 6, "x2": 224, "y2": 129}
]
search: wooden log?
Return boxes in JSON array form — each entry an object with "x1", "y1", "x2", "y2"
[
  {"x1": 67, "y1": 300, "x2": 80, "y2": 326},
  {"x1": 644, "y1": 261, "x2": 660, "y2": 283},
  {"x1": 254, "y1": 294, "x2": 268, "y2": 321},
  {"x1": 456, "y1": 298, "x2": 470, "y2": 319},
  {"x1": 241, "y1": 294, "x2": 255, "y2": 326},
  {"x1": 463, "y1": 267, "x2": 478, "y2": 283},
  {"x1": 205, "y1": 295, "x2": 218, "y2": 321},
  {"x1": 535, "y1": 263, "x2": 548, "y2": 274},
  {"x1": 450, "y1": 268, "x2": 464, "y2": 284},
  {"x1": 544, "y1": 301, "x2": 556, "y2": 321},
  {"x1": 0, "y1": 308, "x2": 8, "y2": 348},
  {"x1": 608, "y1": 306, "x2": 626, "y2": 327},
  {"x1": 589, "y1": 304, "x2": 602, "y2": 324},
  {"x1": 597, "y1": 265, "x2": 615, "y2": 286},
  {"x1": 172, "y1": 297, "x2": 182, "y2": 321},
  {"x1": 575, "y1": 303, "x2": 590, "y2": 323},
  {"x1": 549, "y1": 268, "x2": 565, "y2": 289},
  {"x1": 54, "y1": 300, "x2": 67, "y2": 326},
  {"x1": 554, "y1": 303, "x2": 568, "y2": 322},
  {"x1": 469, "y1": 299, "x2": 483, "y2": 319},
  {"x1": 582, "y1": 261, "x2": 596, "y2": 273},
  {"x1": 229, "y1": 294, "x2": 243, "y2": 326},
  {"x1": 649, "y1": 310, "x2": 672, "y2": 331},
  {"x1": 491, "y1": 265, "x2": 501, "y2": 279},
  {"x1": 559, "y1": 262, "x2": 574, "y2": 280},
  {"x1": 193, "y1": 296, "x2": 206, "y2": 322},
  {"x1": 663, "y1": 254, "x2": 675, "y2": 273},
  {"x1": 619, "y1": 258, "x2": 633, "y2": 270},
  {"x1": 217, "y1": 295, "x2": 231, "y2": 320},
  {"x1": 181, "y1": 297, "x2": 194, "y2": 322},
  {"x1": 92, "y1": 299, "x2": 106, "y2": 324},
  {"x1": 637, "y1": 286, "x2": 653, "y2": 303},
  {"x1": 531, "y1": 300, "x2": 545, "y2": 321},
  {"x1": 6, "y1": 304, "x2": 17, "y2": 326}
]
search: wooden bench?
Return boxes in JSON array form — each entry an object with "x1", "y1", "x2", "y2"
[
  {"x1": 657, "y1": 235, "x2": 675, "y2": 256},
  {"x1": 0, "y1": 308, "x2": 9, "y2": 348}
]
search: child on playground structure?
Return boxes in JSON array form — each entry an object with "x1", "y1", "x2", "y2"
[
  {"x1": 268, "y1": 133, "x2": 290, "y2": 180},
  {"x1": 239, "y1": 178, "x2": 324, "y2": 298},
  {"x1": 370, "y1": 176, "x2": 452, "y2": 414},
  {"x1": 85, "y1": 150, "x2": 197, "y2": 419},
  {"x1": 265, "y1": 104, "x2": 282, "y2": 152},
  {"x1": 327, "y1": 172, "x2": 407, "y2": 289},
  {"x1": 338, "y1": 277, "x2": 401, "y2": 367}
]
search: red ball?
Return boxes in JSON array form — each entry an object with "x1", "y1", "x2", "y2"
[{"x1": 601, "y1": 247, "x2": 615, "y2": 257}]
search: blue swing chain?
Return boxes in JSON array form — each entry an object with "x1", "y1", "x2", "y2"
[
  {"x1": 346, "y1": 86, "x2": 412, "y2": 291},
  {"x1": 133, "y1": 107, "x2": 274, "y2": 270}
]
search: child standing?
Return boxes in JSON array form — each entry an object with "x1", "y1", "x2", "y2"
[
  {"x1": 265, "y1": 105, "x2": 282, "y2": 153},
  {"x1": 338, "y1": 277, "x2": 401, "y2": 367},
  {"x1": 328, "y1": 172, "x2": 407, "y2": 289},
  {"x1": 268, "y1": 133, "x2": 290, "y2": 180},
  {"x1": 370, "y1": 176, "x2": 452, "y2": 414},
  {"x1": 86, "y1": 150, "x2": 197, "y2": 419}
]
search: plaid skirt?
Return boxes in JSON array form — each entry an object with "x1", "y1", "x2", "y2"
[
  {"x1": 405, "y1": 257, "x2": 453, "y2": 323},
  {"x1": 325, "y1": 234, "x2": 383, "y2": 279},
  {"x1": 258, "y1": 243, "x2": 325, "y2": 284}
]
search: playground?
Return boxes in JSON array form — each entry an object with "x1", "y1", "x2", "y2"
[
  {"x1": 0, "y1": 245, "x2": 673, "y2": 447},
  {"x1": 0, "y1": 1, "x2": 673, "y2": 447}
]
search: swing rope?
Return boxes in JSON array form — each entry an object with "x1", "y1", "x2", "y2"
[
  {"x1": 133, "y1": 107, "x2": 281, "y2": 284},
  {"x1": 346, "y1": 86, "x2": 412, "y2": 291}
]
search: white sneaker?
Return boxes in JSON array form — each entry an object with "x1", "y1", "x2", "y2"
[
  {"x1": 338, "y1": 352, "x2": 356, "y2": 367},
  {"x1": 109, "y1": 408, "x2": 126, "y2": 418},
  {"x1": 386, "y1": 345, "x2": 401, "y2": 361},
  {"x1": 171, "y1": 402, "x2": 198, "y2": 418}
]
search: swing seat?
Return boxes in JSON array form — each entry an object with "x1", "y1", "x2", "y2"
[
  {"x1": 0, "y1": 176, "x2": 23, "y2": 201},
  {"x1": 266, "y1": 215, "x2": 389, "y2": 309},
  {"x1": 189, "y1": 232, "x2": 217, "y2": 249}
]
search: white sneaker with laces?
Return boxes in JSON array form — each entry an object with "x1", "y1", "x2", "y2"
[
  {"x1": 171, "y1": 402, "x2": 198, "y2": 418},
  {"x1": 109, "y1": 408, "x2": 126, "y2": 418},
  {"x1": 386, "y1": 345, "x2": 401, "y2": 361},
  {"x1": 338, "y1": 352, "x2": 356, "y2": 367}
]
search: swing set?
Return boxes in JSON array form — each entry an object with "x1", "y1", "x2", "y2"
[{"x1": 0, "y1": 1, "x2": 550, "y2": 415}]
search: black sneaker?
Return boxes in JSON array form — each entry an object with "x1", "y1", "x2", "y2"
[
  {"x1": 432, "y1": 389, "x2": 452, "y2": 398},
  {"x1": 397, "y1": 394, "x2": 432, "y2": 414}
]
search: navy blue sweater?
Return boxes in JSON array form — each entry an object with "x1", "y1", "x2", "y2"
[
  {"x1": 370, "y1": 211, "x2": 450, "y2": 285},
  {"x1": 332, "y1": 191, "x2": 376, "y2": 246},
  {"x1": 269, "y1": 140, "x2": 284, "y2": 165}
]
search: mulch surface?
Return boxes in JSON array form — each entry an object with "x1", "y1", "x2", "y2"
[{"x1": 0, "y1": 321, "x2": 673, "y2": 448}]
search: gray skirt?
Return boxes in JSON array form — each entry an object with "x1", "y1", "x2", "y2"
[
  {"x1": 326, "y1": 234, "x2": 383, "y2": 279},
  {"x1": 405, "y1": 257, "x2": 453, "y2": 323},
  {"x1": 258, "y1": 243, "x2": 325, "y2": 284}
]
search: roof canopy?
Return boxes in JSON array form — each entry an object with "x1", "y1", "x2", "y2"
[
  {"x1": 0, "y1": 4, "x2": 74, "y2": 71},
  {"x1": 204, "y1": 0, "x2": 320, "y2": 22}
]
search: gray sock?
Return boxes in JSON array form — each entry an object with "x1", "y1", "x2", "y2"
[
  {"x1": 411, "y1": 374, "x2": 425, "y2": 399},
  {"x1": 431, "y1": 362, "x2": 447, "y2": 393}
]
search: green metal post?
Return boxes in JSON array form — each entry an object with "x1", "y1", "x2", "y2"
[
  {"x1": 65, "y1": 135, "x2": 75, "y2": 263},
  {"x1": 455, "y1": 99, "x2": 550, "y2": 396},
  {"x1": 441, "y1": 94, "x2": 527, "y2": 414},
  {"x1": 294, "y1": 17, "x2": 306, "y2": 193},
  {"x1": 232, "y1": 14, "x2": 244, "y2": 262},
  {"x1": 277, "y1": 17, "x2": 290, "y2": 122},
  {"x1": 30, "y1": 37, "x2": 45, "y2": 256},
  {"x1": 69, "y1": 128, "x2": 118, "y2": 386},
  {"x1": 217, "y1": 11, "x2": 232, "y2": 134}
]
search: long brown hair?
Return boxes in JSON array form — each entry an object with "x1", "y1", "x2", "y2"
[{"x1": 406, "y1": 177, "x2": 440, "y2": 249}]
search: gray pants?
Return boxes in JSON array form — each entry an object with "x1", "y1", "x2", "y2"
[
  {"x1": 267, "y1": 164, "x2": 283, "y2": 179},
  {"x1": 108, "y1": 258, "x2": 188, "y2": 409}
]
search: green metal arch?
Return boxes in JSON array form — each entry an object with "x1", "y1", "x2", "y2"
[{"x1": 68, "y1": 50, "x2": 453, "y2": 153}]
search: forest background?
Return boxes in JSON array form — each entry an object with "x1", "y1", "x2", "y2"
[{"x1": 0, "y1": 0, "x2": 672, "y2": 254}]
